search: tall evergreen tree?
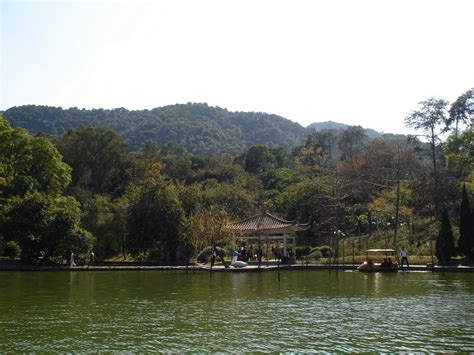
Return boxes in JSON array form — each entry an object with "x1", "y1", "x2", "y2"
[
  {"x1": 471, "y1": 209, "x2": 474, "y2": 258},
  {"x1": 436, "y1": 207, "x2": 456, "y2": 264},
  {"x1": 458, "y1": 184, "x2": 473, "y2": 258}
]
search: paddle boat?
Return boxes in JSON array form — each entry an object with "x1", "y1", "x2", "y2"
[
  {"x1": 230, "y1": 250, "x2": 247, "y2": 268},
  {"x1": 357, "y1": 249, "x2": 398, "y2": 272}
]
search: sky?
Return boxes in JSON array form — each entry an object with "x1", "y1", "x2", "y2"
[{"x1": 1, "y1": 0, "x2": 473, "y2": 135}]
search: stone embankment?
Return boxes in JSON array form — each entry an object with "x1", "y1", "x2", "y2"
[{"x1": 1, "y1": 259, "x2": 473, "y2": 273}]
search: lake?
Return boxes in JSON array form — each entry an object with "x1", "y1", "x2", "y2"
[{"x1": 1, "y1": 270, "x2": 473, "y2": 352}]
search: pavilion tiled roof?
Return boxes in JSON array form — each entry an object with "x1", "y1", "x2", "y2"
[{"x1": 226, "y1": 212, "x2": 310, "y2": 233}]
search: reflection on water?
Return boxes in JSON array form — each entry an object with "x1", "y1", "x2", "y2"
[{"x1": 0, "y1": 270, "x2": 473, "y2": 352}]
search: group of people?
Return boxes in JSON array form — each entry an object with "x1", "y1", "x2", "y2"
[
  {"x1": 69, "y1": 251, "x2": 95, "y2": 267},
  {"x1": 230, "y1": 244, "x2": 296, "y2": 266},
  {"x1": 367, "y1": 258, "x2": 393, "y2": 267},
  {"x1": 236, "y1": 245, "x2": 263, "y2": 263},
  {"x1": 234, "y1": 244, "x2": 295, "y2": 263},
  {"x1": 366, "y1": 247, "x2": 409, "y2": 268},
  {"x1": 380, "y1": 258, "x2": 394, "y2": 267}
]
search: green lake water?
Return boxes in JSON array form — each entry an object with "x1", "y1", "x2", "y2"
[{"x1": 1, "y1": 270, "x2": 473, "y2": 352}]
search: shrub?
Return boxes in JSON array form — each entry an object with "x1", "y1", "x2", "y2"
[
  {"x1": 295, "y1": 246, "x2": 312, "y2": 258},
  {"x1": 314, "y1": 245, "x2": 332, "y2": 258},
  {"x1": 135, "y1": 251, "x2": 150, "y2": 262},
  {"x1": 196, "y1": 246, "x2": 227, "y2": 263},
  {"x1": 148, "y1": 246, "x2": 162, "y2": 261},
  {"x1": 308, "y1": 250, "x2": 323, "y2": 260},
  {"x1": 4, "y1": 240, "x2": 22, "y2": 259}
]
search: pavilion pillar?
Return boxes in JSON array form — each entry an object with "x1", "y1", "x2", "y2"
[{"x1": 283, "y1": 234, "x2": 288, "y2": 257}]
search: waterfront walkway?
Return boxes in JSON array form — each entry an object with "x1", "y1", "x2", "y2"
[
  {"x1": 1, "y1": 260, "x2": 474, "y2": 272},
  {"x1": 202, "y1": 263, "x2": 474, "y2": 273}
]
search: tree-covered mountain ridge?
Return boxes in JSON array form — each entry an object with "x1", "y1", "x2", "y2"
[
  {"x1": 4, "y1": 104, "x2": 308, "y2": 154},
  {"x1": 307, "y1": 121, "x2": 382, "y2": 138},
  {"x1": 4, "y1": 103, "x2": 390, "y2": 154}
]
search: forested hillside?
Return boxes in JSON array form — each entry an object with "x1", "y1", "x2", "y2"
[
  {"x1": 308, "y1": 120, "x2": 382, "y2": 138},
  {"x1": 1, "y1": 90, "x2": 473, "y2": 267},
  {"x1": 3, "y1": 104, "x2": 308, "y2": 155}
]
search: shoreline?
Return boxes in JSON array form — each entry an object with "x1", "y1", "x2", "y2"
[{"x1": 1, "y1": 263, "x2": 474, "y2": 273}]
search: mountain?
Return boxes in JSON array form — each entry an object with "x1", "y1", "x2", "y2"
[
  {"x1": 307, "y1": 120, "x2": 382, "y2": 138},
  {"x1": 3, "y1": 104, "x2": 307, "y2": 155},
  {"x1": 4, "y1": 105, "x2": 404, "y2": 155}
]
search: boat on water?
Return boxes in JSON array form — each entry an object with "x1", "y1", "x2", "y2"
[{"x1": 357, "y1": 249, "x2": 398, "y2": 272}]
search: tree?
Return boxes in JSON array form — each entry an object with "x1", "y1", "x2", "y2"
[
  {"x1": 447, "y1": 90, "x2": 472, "y2": 137},
  {"x1": 1, "y1": 193, "x2": 93, "y2": 264},
  {"x1": 162, "y1": 156, "x2": 194, "y2": 183},
  {"x1": 0, "y1": 123, "x2": 72, "y2": 198},
  {"x1": 55, "y1": 126, "x2": 132, "y2": 195},
  {"x1": 200, "y1": 181, "x2": 258, "y2": 218},
  {"x1": 3, "y1": 240, "x2": 21, "y2": 259},
  {"x1": 435, "y1": 207, "x2": 456, "y2": 265},
  {"x1": 361, "y1": 139, "x2": 395, "y2": 170},
  {"x1": 444, "y1": 129, "x2": 474, "y2": 177},
  {"x1": 80, "y1": 194, "x2": 116, "y2": 260},
  {"x1": 458, "y1": 184, "x2": 473, "y2": 258},
  {"x1": 270, "y1": 147, "x2": 290, "y2": 168},
  {"x1": 337, "y1": 126, "x2": 366, "y2": 170},
  {"x1": 405, "y1": 98, "x2": 449, "y2": 209},
  {"x1": 260, "y1": 168, "x2": 299, "y2": 193},
  {"x1": 133, "y1": 140, "x2": 162, "y2": 180},
  {"x1": 0, "y1": 114, "x2": 11, "y2": 131},
  {"x1": 369, "y1": 186, "x2": 413, "y2": 226},
  {"x1": 279, "y1": 176, "x2": 353, "y2": 244},
  {"x1": 109, "y1": 196, "x2": 130, "y2": 259},
  {"x1": 306, "y1": 129, "x2": 337, "y2": 166},
  {"x1": 126, "y1": 180, "x2": 187, "y2": 264},
  {"x1": 237, "y1": 145, "x2": 275, "y2": 174},
  {"x1": 184, "y1": 206, "x2": 232, "y2": 258}
]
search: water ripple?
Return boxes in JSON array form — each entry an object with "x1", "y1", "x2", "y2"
[{"x1": 1, "y1": 270, "x2": 473, "y2": 352}]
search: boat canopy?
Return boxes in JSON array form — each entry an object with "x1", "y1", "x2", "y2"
[{"x1": 366, "y1": 249, "x2": 395, "y2": 253}]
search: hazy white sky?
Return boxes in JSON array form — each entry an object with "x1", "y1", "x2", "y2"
[{"x1": 1, "y1": 0, "x2": 473, "y2": 134}]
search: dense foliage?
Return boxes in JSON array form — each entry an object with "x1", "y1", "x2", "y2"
[
  {"x1": 0, "y1": 114, "x2": 93, "y2": 264},
  {"x1": 55, "y1": 126, "x2": 132, "y2": 195},
  {"x1": 1, "y1": 193, "x2": 94, "y2": 264},
  {"x1": 126, "y1": 178, "x2": 187, "y2": 263},
  {"x1": 3, "y1": 103, "x2": 308, "y2": 155},
  {"x1": 1, "y1": 89, "x2": 473, "y2": 265},
  {"x1": 0, "y1": 119, "x2": 71, "y2": 198}
]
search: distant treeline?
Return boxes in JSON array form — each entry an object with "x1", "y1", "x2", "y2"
[
  {"x1": 3, "y1": 103, "x2": 396, "y2": 155},
  {"x1": 3, "y1": 103, "x2": 308, "y2": 154}
]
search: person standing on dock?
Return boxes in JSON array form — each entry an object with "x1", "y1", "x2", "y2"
[
  {"x1": 256, "y1": 245, "x2": 263, "y2": 263},
  {"x1": 400, "y1": 247, "x2": 409, "y2": 267},
  {"x1": 210, "y1": 245, "x2": 217, "y2": 267},
  {"x1": 70, "y1": 252, "x2": 76, "y2": 267}
]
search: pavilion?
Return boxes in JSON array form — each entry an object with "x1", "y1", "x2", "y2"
[{"x1": 225, "y1": 211, "x2": 310, "y2": 257}]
